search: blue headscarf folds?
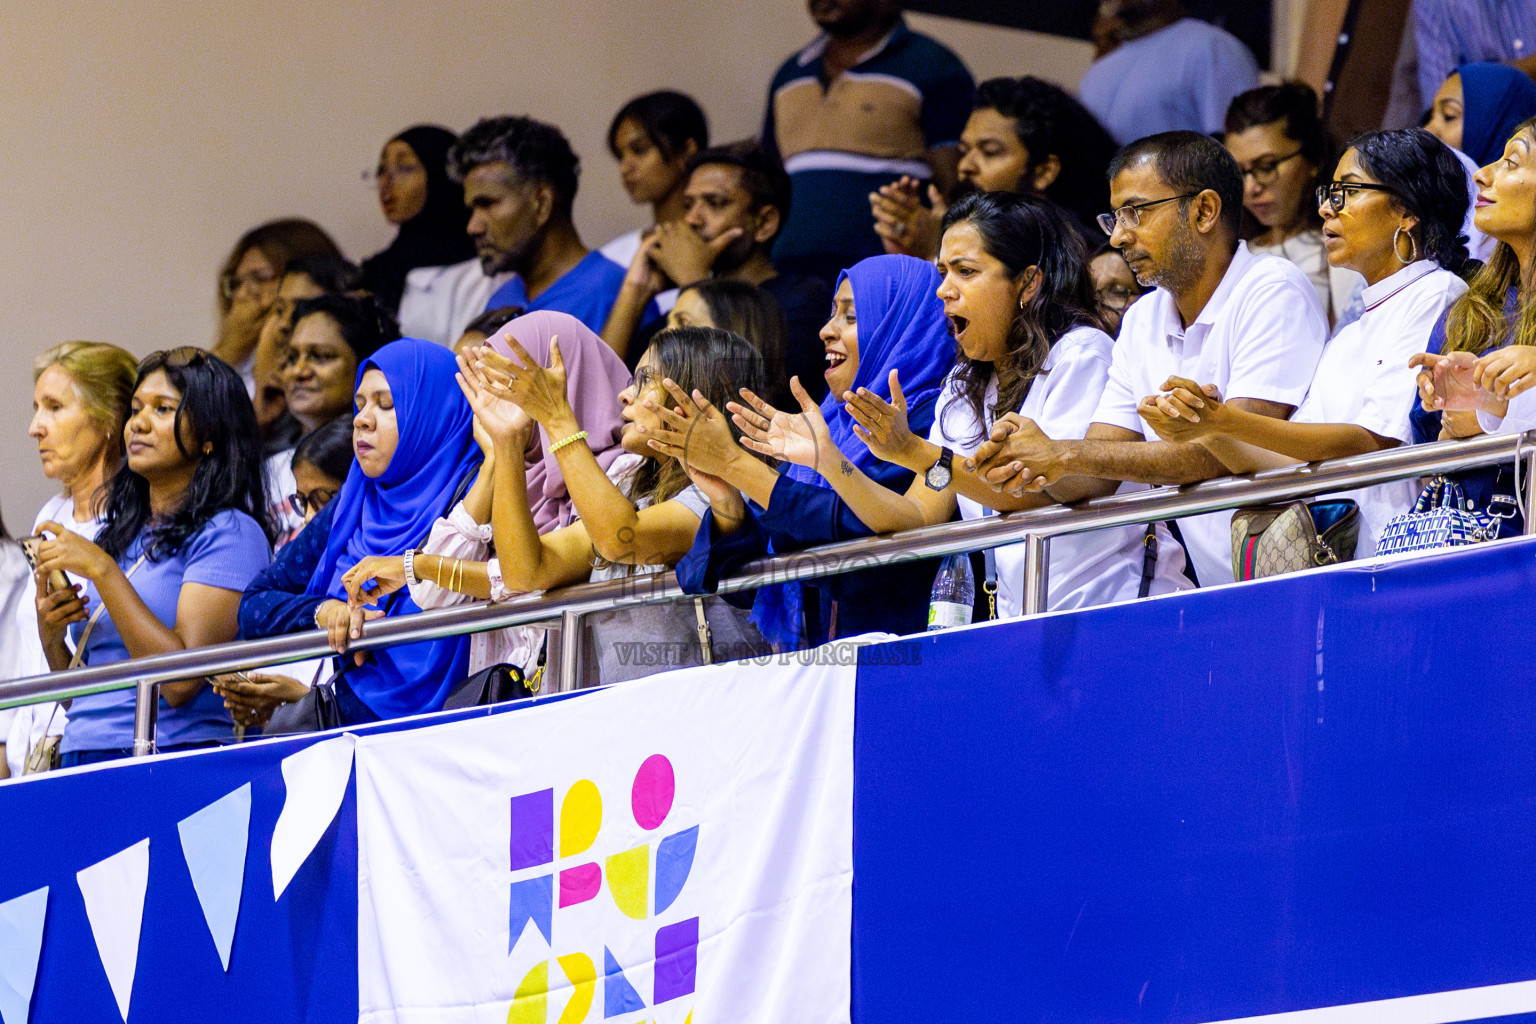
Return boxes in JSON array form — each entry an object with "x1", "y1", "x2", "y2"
[
  {"x1": 785, "y1": 254, "x2": 955, "y2": 490},
  {"x1": 306, "y1": 338, "x2": 483, "y2": 718},
  {"x1": 1457, "y1": 63, "x2": 1536, "y2": 167}
]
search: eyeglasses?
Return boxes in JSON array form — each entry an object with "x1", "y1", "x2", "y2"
[
  {"x1": 220, "y1": 267, "x2": 279, "y2": 300},
  {"x1": 289, "y1": 487, "x2": 336, "y2": 517},
  {"x1": 1237, "y1": 149, "x2": 1305, "y2": 187},
  {"x1": 1097, "y1": 194, "x2": 1197, "y2": 236},
  {"x1": 631, "y1": 366, "x2": 662, "y2": 391},
  {"x1": 1095, "y1": 284, "x2": 1143, "y2": 311},
  {"x1": 1315, "y1": 181, "x2": 1402, "y2": 213}
]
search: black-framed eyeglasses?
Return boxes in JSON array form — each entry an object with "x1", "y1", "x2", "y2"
[
  {"x1": 1315, "y1": 181, "x2": 1401, "y2": 213},
  {"x1": 1096, "y1": 194, "x2": 1198, "y2": 236},
  {"x1": 1238, "y1": 149, "x2": 1305, "y2": 186},
  {"x1": 289, "y1": 487, "x2": 337, "y2": 517},
  {"x1": 631, "y1": 366, "x2": 662, "y2": 391}
]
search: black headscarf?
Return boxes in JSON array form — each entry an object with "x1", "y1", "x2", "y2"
[{"x1": 361, "y1": 125, "x2": 475, "y2": 314}]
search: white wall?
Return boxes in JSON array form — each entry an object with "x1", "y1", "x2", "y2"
[{"x1": 0, "y1": 2, "x2": 1091, "y2": 528}]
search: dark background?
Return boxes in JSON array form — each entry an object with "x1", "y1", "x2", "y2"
[{"x1": 909, "y1": 0, "x2": 1274, "y2": 70}]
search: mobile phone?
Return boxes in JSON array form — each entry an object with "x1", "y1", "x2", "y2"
[{"x1": 19, "y1": 536, "x2": 69, "y2": 593}]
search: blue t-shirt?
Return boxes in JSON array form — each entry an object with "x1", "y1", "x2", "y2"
[
  {"x1": 63, "y1": 510, "x2": 273, "y2": 753},
  {"x1": 483, "y1": 251, "x2": 653, "y2": 334},
  {"x1": 1077, "y1": 17, "x2": 1260, "y2": 145}
]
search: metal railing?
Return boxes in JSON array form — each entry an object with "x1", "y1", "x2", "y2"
[{"x1": 5, "y1": 431, "x2": 1531, "y2": 757}]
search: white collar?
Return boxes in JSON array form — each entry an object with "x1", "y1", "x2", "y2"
[
  {"x1": 1360, "y1": 260, "x2": 1437, "y2": 312},
  {"x1": 796, "y1": 23, "x2": 900, "y2": 68}
]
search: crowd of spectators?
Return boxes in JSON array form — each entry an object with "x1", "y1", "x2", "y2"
[{"x1": 4, "y1": 0, "x2": 1536, "y2": 770}]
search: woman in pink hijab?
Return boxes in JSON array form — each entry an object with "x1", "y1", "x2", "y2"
[{"x1": 342, "y1": 311, "x2": 632, "y2": 681}]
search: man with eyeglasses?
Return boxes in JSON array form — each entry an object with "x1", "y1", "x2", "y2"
[{"x1": 970, "y1": 131, "x2": 1327, "y2": 587}]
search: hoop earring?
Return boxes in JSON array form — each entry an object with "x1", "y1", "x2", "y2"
[{"x1": 1393, "y1": 225, "x2": 1419, "y2": 264}]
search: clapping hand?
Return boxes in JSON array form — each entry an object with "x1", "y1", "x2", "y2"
[
  {"x1": 729, "y1": 377, "x2": 827, "y2": 469},
  {"x1": 843, "y1": 369, "x2": 923, "y2": 468},
  {"x1": 456, "y1": 351, "x2": 534, "y2": 448}
]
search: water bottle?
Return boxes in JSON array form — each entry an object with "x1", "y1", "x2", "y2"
[{"x1": 927, "y1": 553, "x2": 974, "y2": 631}]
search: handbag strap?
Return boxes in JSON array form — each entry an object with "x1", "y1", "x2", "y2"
[
  {"x1": 68, "y1": 553, "x2": 149, "y2": 671},
  {"x1": 694, "y1": 598, "x2": 713, "y2": 666}
]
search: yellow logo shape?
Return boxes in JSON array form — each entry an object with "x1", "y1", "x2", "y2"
[{"x1": 560, "y1": 779, "x2": 602, "y2": 858}]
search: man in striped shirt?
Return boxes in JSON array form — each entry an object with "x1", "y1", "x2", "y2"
[{"x1": 762, "y1": 0, "x2": 973, "y2": 286}]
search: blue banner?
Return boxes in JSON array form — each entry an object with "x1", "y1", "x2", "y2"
[{"x1": 8, "y1": 540, "x2": 1536, "y2": 1022}]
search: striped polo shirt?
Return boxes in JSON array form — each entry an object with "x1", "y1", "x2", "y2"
[{"x1": 762, "y1": 20, "x2": 973, "y2": 284}]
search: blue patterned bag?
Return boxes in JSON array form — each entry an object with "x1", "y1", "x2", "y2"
[{"x1": 1374, "y1": 477, "x2": 1516, "y2": 555}]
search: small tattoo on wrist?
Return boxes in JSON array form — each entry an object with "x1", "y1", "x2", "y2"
[{"x1": 839, "y1": 459, "x2": 854, "y2": 477}]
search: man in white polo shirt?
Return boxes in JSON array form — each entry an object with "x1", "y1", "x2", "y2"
[{"x1": 970, "y1": 131, "x2": 1328, "y2": 587}]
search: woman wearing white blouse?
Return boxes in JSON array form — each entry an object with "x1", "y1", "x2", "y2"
[
  {"x1": 4, "y1": 343, "x2": 137, "y2": 777},
  {"x1": 1141, "y1": 129, "x2": 1473, "y2": 553}
]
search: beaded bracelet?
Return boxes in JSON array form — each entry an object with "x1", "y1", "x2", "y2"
[
  {"x1": 403, "y1": 548, "x2": 419, "y2": 588},
  {"x1": 548, "y1": 430, "x2": 588, "y2": 454}
]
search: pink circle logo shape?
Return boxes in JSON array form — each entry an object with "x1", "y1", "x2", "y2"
[{"x1": 631, "y1": 754, "x2": 675, "y2": 830}]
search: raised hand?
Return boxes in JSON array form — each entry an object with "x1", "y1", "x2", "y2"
[
  {"x1": 641, "y1": 378, "x2": 743, "y2": 480},
  {"x1": 870, "y1": 176, "x2": 944, "y2": 258},
  {"x1": 648, "y1": 221, "x2": 743, "y2": 289},
  {"x1": 845, "y1": 369, "x2": 923, "y2": 467},
  {"x1": 456, "y1": 352, "x2": 533, "y2": 447},
  {"x1": 475, "y1": 337, "x2": 572, "y2": 429},
  {"x1": 728, "y1": 377, "x2": 826, "y2": 469}
]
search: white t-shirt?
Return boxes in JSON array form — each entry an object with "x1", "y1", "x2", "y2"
[
  {"x1": 4, "y1": 493, "x2": 99, "y2": 776},
  {"x1": 1248, "y1": 229, "x2": 1364, "y2": 330},
  {"x1": 598, "y1": 229, "x2": 678, "y2": 314},
  {"x1": 397, "y1": 258, "x2": 515, "y2": 347},
  {"x1": 930, "y1": 326, "x2": 1191, "y2": 616},
  {"x1": 1093, "y1": 242, "x2": 1329, "y2": 586},
  {"x1": 1293, "y1": 261, "x2": 1468, "y2": 552}
]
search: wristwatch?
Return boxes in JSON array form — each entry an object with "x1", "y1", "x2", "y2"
[{"x1": 924, "y1": 447, "x2": 954, "y2": 490}]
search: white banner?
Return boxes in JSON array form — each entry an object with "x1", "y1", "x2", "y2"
[{"x1": 355, "y1": 658, "x2": 856, "y2": 1024}]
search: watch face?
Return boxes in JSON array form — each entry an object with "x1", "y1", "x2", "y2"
[{"x1": 926, "y1": 463, "x2": 952, "y2": 489}]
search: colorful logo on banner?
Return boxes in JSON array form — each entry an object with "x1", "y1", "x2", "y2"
[{"x1": 505, "y1": 754, "x2": 699, "y2": 1022}]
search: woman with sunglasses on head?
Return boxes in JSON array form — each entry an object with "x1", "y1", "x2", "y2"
[
  {"x1": 1142, "y1": 128, "x2": 1470, "y2": 553},
  {"x1": 336, "y1": 311, "x2": 632, "y2": 681},
  {"x1": 30, "y1": 349, "x2": 275, "y2": 766},
  {"x1": 454, "y1": 325, "x2": 770, "y2": 683},
  {"x1": 1223, "y1": 83, "x2": 1363, "y2": 328}
]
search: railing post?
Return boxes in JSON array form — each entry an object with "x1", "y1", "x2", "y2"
[
  {"x1": 1021, "y1": 533, "x2": 1049, "y2": 616},
  {"x1": 132, "y1": 679, "x2": 157, "y2": 756},
  {"x1": 1524, "y1": 444, "x2": 1536, "y2": 535},
  {"x1": 557, "y1": 609, "x2": 583, "y2": 692}
]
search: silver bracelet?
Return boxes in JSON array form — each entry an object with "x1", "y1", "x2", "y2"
[{"x1": 403, "y1": 548, "x2": 419, "y2": 588}]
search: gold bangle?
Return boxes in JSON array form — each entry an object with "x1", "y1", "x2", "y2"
[
  {"x1": 548, "y1": 430, "x2": 588, "y2": 454},
  {"x1": 433, "y1": 555, "x2": 443, "y2": 587}
]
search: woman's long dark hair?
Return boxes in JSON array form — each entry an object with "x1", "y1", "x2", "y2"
[
  {"x1": 678, "y1": 279, "x2": 788, "y2": 404},
  {"x1": 627, "y1": 326, "x2": 767, "y2": 508},
  {"x1": 1224, "y1": 82, "x2": 1336, "y2": 236},
  {"x1": 940, "y1": 191, "x2": 1104, "y2": 446},
  {"x1": 97, "y1": 349, "x2": 275, "y2": 562}
]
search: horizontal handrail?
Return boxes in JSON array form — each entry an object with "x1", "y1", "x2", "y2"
[{"x1": 2, "y1": 431, "x2": 1529, "y2": 715}]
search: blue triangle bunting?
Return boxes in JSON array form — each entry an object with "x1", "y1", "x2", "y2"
[
  {"x1": 177, "y1": 783, "x2": 252, "y2": 971},
  {"x1": 0, "y1": 887, "x2": 48, "y2": 1024}
]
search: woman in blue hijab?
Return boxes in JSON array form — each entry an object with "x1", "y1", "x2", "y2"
[
  {"x1": 1426, "y1": 62, "x2": 1536, "y2": 166},
  {"x1": 237, "y1": 338, "x2": 482, "y2": 723},
  {"x1": 671, "y1": 254, "x2": 955, "y2": 646}
]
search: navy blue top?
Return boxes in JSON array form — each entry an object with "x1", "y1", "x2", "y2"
[
  {"x1": 239, "y1": 501, "x2": 337, "y2": 640},
  {"x1": 676, "y1": 471, "x2": 938, "y2": 641}
]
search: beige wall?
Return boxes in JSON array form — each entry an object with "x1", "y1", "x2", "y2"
[{"x1": 0, "y1": 3, "x2": 1090, "y2": 528}]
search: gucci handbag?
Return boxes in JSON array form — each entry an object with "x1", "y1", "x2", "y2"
[
  {"x1": 1231, "y1": 498, "x2": 1360, "y2": 581},
  {"x1": 1374, "y1": 477, "x2": 1517, "y2": 555}
]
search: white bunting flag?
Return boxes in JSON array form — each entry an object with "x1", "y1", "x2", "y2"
[
  {"x1": 271, "y1": 734, "x2": 355, "y2": 900},
  {"x1": 77, "y1": 839, "x2": 150, "y2": 1022}
]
